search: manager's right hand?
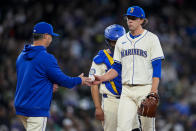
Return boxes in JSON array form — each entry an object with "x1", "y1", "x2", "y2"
[{"x1": 79, "y1": 73, "x2": 93, "y2": 86}]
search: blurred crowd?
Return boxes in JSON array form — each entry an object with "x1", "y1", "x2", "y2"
[{"x1": 0, "y1": 0, "x2": 196, "y2": 131}]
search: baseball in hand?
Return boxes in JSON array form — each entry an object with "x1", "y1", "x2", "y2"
[
  {"x1": 89, "y1": 68, "x2": 96, "y2": 81},
  {"x1": 89, "y1": 75, "x2": 95, "y2": 81}
]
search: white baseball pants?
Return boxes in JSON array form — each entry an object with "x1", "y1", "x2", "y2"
[
  {"x1": 117, "y1": 85, "x2": 156, "y2": 131},
  {"x1": 17, "y1": 115, "x2": 47, "y2": 131}
]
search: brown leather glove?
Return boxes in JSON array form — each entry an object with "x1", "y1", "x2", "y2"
[{"x1": 138, "y1": 93, "x2": 159, "y2": 118}]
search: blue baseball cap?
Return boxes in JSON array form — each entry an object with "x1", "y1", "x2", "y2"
[
  {"x1": 33, "y1": 22, "x2": 59, "y2": 36},
  {"x1": 124, "y1": 6, "x2": 145, "y2": 18}
]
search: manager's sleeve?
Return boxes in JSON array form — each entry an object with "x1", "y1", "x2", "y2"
[{"x1": 45, "y1": 55, "x2": 82, "y2": 88}]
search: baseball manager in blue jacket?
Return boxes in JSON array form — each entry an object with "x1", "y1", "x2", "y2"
[{"x1": 14, "y1": 22, "x2": 92, "y2": 131}]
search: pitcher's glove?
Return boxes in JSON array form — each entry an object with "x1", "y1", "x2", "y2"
[{"x1": 138, "y1": 92, "x2": 159, "y2": 118}]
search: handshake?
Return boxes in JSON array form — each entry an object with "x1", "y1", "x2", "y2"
[{"x1": 78, "y1": 73, "x2": 102, "y2": 86}]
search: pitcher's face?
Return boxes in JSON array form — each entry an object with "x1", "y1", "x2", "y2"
[{"x1": 126, "y1": 16, "x2": 144, "y2": 31}]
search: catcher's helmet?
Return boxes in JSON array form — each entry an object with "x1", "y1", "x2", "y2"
[{"x1": 104, "y1": 24, "x2": 126, "y2": 41}]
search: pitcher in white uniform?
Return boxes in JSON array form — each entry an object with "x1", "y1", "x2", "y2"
[
  {"x1": 89, "y1": 24, "x2": 140, "y2": 131},
  {"x1": 92, "y1": 6, "x2": 164, "y2": 131}
]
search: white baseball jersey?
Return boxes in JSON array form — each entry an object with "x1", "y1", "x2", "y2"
[{"x1": 113, "y1": 30, "x2": 164, "y2": 85}]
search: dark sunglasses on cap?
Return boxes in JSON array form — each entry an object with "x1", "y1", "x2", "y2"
[{"x1": 126, "y1": 16, "x2": 139, "y2": 20}]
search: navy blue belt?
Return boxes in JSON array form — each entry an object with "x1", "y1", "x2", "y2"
[{"x1": 102, "y1": 94, "x2": 120, "y2": 99}]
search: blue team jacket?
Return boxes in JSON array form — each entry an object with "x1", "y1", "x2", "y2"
[
  {"x1": 14, "y1": 44, "x2": 81, "y2": 117},
  {"x1": 93, "y1": 50, "x2": 122, "y2": 95}
]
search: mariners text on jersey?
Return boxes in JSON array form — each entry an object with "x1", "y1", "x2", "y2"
[{"x1": 121, "y1": 49, "x2": 147, "y2": 58}]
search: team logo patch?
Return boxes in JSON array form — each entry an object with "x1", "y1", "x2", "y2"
[
  {"x1": 130, "y1": 8, "x2": 134, "y2": 13},
  {"x1": 89, "y1": 68, "x2": 96, "y2": 75}
]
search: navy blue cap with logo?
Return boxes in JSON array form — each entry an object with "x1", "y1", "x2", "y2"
[
  {"x1": 33, "y1": 22, "x2": 59, "y2": 36},
  {"x1": 124, "y1": 6, "x2": 145, "y2": 18}
]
